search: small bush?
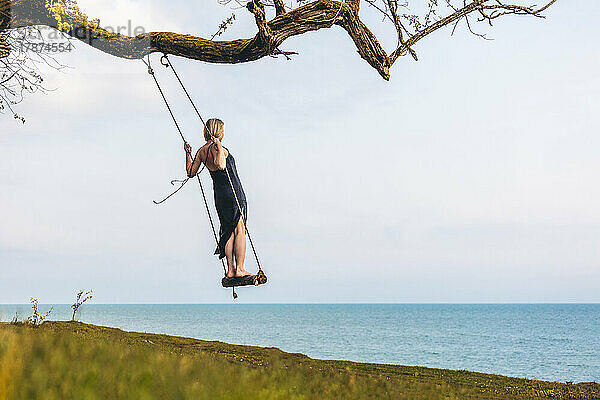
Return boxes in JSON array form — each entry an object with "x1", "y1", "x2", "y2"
[
  {"x1": 26, "y1": 297, "x2": 52, "y2": 326},
  {"x1": 70, "y1": 290, "x2": 93, "y2": 321}
]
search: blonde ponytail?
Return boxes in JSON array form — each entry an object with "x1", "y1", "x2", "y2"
[{"x1": 204, "y1": 118, "x2": 224, "y2": 141}]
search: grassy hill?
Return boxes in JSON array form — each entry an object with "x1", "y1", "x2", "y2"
[{"x1": 0, "y1": 321, "x2": 598, "y2": 400}]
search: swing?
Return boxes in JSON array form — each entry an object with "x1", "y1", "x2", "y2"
[{"x1": 143, "y1": 54, "x2": 267, "y2": 298}]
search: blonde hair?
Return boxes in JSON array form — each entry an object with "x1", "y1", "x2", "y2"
[{"x1": 204, "y1": 118, "x2": 224, "y2": 141}]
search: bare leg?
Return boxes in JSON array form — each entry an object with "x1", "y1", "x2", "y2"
[
  {"x1": 233, "y1": 218, "x2": 251, "y2": 277},
  {"x1": 224, "y1": 232, "x2": 236, "y2": 278}
]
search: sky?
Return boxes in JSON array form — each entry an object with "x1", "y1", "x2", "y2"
[{"x1": 1, "y1": 0, "x2": 598, "y2": 303}]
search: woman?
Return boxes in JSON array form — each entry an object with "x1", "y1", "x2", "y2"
[{"x1": 185, "y1": 118, "x2": 252, "y2": 278}]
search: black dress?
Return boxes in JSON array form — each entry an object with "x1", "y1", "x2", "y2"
[{"x1": 209, "y1": 149, "x2": 247, "y2": 259}]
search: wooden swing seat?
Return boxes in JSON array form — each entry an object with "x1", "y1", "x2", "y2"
[{"x1": 222, "y1": 271, "x2": 267, "y2": 288}]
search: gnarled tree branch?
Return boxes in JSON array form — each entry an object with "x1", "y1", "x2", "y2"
[
  {"x1": 273, "y1": 0, "x2": 286, "y2": 15},
  {"x1": 2, "y1": 0, "x2": 391, "y2": 78},
  {"x1": 0, "y1": 0, "x2": 557, "y2": 96}
]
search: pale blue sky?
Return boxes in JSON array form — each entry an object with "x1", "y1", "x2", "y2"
[{"x1": 1, "y1": 0, "x2": 598, "y2": 303}]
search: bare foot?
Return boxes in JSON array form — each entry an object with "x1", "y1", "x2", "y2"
[
  {"x1": 234, "y1": 269, "x2": 253, "y2": 277},
  {"x1": 227, "y1": 271, "x2": 236, "y2": 278}
]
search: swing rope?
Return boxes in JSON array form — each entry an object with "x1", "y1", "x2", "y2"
[
  {"x1": 142, "y1": 55, "x2": 225, "y2": 279},
  {"x1": 157, "y1": 54, "x2": 263, "y2": 275},
  {"x1": 225, "y1": 169, "x2": 262, "y2": 272},
  {"x1": 196, "y1": 174, "x2": 222, "y2": 271},
  {"x1": 142, "y1": 56, "x2": 186, "y2": 143},
  {"x1": 153, "y1": 178, "x2": 192, "y2": 205},
  {"x1": 158, "y1": 54, "x2": 205, "y2": 126},
  {"x1": 142, "y1": 54, "x2": 265, "y2": 297}
]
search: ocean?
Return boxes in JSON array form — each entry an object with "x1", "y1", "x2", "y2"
[{"x1": 1, "y1": 303, "x2": 598, "y2": 382}]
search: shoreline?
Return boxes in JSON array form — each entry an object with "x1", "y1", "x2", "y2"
[
  {"x1": 1, "y1": 321, "x2": 599, "y2": 399},
  {"x1": 2, "y1": 303, "x2": 597, "y2": 383}
]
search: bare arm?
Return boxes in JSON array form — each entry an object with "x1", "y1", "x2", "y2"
[{"x1": 185, "y1": 143, "x2": 204, "y2": 178}]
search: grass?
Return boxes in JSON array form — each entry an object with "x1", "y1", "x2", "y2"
[{"x1": 0, "y1": 321, "x2": 598, "y2": 400}]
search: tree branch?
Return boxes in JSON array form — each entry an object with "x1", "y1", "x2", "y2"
[
  {"x1": 2, "y1": 0, "x2": 390, "y2": 78},
  {"x1": 388, "y1": 0, "x2": 557, "y2": 66},
  {"x1": 0, "y1": 34, "x2": 9, "y2": 58},
  {"x1": 389, "y1": 0, "x2": 487, "y2": 65},
  {"x1": 0, "y1": 0, "x2": 558, "y2": 86},
  {"x1": 0, "y1": 0, "x2": 9, "y2": 57},
  {"x1": 273, "y1": 0, "x2": 286, "y2": 15}
]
